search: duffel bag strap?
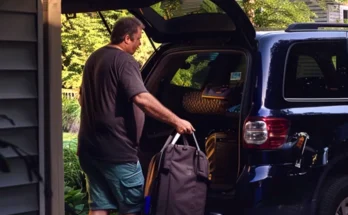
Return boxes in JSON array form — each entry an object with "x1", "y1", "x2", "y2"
[
  {"x1": 157, "y1": 132, "x2": 176, "y2": 174},
  {"x1": 160, "y1": 132, "x2": 176, "y2": 153},
  {"x1": 177, "y1": 133, "x2": 201, "y2": 151}
]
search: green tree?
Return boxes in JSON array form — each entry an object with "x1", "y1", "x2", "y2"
[
  {"x1": 61, "y1": 10, "x2": 157, "y2": 89},
  {"x1": 240, "y1": 0, "x2": 316, "y2": 29},
  {"x1": 171, "y1": 54, "x2": 211, "y2": 89},
  {"x1": 61, "y1": 0, "x2": 316, "y2": 91},
  {"x1": 152, "y1": 0, "x2": 316, "y2": 30},
  {"x1": 154, "y1": 0, "x2": 316, "y2": 89},
  {"x1": 151, "y1": 0, "x2": 222, "y2": 19}
]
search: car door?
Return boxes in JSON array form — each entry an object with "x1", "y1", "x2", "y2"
[{"x1": 62, "y1": 0, "x2": 256, "y2": 48}]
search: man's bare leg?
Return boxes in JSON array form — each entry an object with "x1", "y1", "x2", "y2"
[
  {"x1": 89, "y1": 210, "x2": 109, "y2": 215},
  {"x1": 122, "y1": 213, "x2": 141, "y2": 215}
]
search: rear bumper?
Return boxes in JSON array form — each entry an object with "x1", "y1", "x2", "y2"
[{"x1": 235, "y1": 164, "x2": 315, "y2": 215}]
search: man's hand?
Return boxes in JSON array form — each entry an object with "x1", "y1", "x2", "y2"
[{"x1": 174, "y1": 119, "x2": 195, "y2": 134}]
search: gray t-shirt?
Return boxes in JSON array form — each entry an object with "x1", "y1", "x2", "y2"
[{"x1": 78, "y1": 46, "x2": 147, "y2": 163}]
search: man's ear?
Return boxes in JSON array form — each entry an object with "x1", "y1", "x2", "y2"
[{"x1": 124, "y1": 34, "x2": 131, "y2": 44}]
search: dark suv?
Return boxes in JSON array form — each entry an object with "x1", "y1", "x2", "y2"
[{"x1": 63, "y1": 0, "x2": 348, "y2": 214}]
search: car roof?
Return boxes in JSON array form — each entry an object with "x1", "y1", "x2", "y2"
[
  {"x1": 256, "y1": 31, "x2": 284, "y2": 39},
  {"x1": 255, "y1": 30, "x2": 347, "y2": 43}
]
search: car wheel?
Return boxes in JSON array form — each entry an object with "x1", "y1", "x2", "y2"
[{"x1": 318, "y1": 176, "x2": 348, "y2": 215}]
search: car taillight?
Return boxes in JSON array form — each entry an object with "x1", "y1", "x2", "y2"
[{"x1": 243, "y1": 117, "x2": 290, "y2": 149}]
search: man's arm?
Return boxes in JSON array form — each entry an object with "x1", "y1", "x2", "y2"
[
  {"x1": 118, "y1": 58, "x2": 194, "y2": 134},
  {"x1": 133, "y1": 92, "x2": 194, "y2": 134}
]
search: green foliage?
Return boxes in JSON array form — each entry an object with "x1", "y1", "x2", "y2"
[
  {"x1": 63, "y1": 132, "x2": 84, "y2": 189},
  {"x1": 65, "y1": 186, "x2": 88, "y2": 215},
  {"x1": 155, "y1": 0, "x2": 182, "y2": 18},
  {"x1": 171, "y1": 54, "x2": 210, "y2": 89},
  {"x1": 63, "y1": 132, "x2": 87, "y2": 215},
  {"x1": 61, "y1": 0, "x2": 317, "y2": 92},
  {"x1": 63, "y1": 133, "x2": 119, "y2": 215},
  {"x1": 61, "y1": 12, "x2": 113, "y2": 89},
  {"x1": 243, "y1": 0, "x2": 316, "y2": 29},
  {"x1": 61, "y1": 10, "x2": 158, "y2": 90},
  {"x1": 151, "y1": 0, "x2": 222, "y2": 19},
  {"x1": 65, "y1": 185, "x2": 118, "y2": 215},
  {"x1": 62, "y1": 97, "x2": 81, "y2": 133},
  {"x1": 151, "y1": 0, "x2": 315, "y2": 30}
]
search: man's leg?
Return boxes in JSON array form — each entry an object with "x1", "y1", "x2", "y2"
[
  {"x1": 102, "y1": 161, "x2": 145, "y2": 215},
  {"x1": 88, "y1": 210, "x2": 109, "y2": 215},
  {"x1": 119, "y1": 213, "x2": 140, "y2": 215},
  {"x1": 79, "y1": 154, "x2": 118, "y2": 214}
]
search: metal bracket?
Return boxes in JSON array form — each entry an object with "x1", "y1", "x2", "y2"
[
  {"x1": 0, "y1": 139, "x2": 42, "y2": 182},
  {"x1": 97, "y1": 11, "x2": 112, "y2": 35},
  {"x1": 65, "y1": 13, "x2": 76, "y2": 20}
]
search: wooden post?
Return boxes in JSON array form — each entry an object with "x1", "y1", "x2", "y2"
[{"x1": 42, "y1": 0, "x2": 64, "y2": 215}]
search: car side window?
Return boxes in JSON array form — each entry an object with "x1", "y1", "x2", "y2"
[
  {"x1": 284, "y1": 40, "x2": 348, "y2": 100},
  {"x1": 170, "y1": 52, "x2": 247, "y2": 90},
  {"x1": 170, "y1": 53, "x2": 218, "y2": 90}
]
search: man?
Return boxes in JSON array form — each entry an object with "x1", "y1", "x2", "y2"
[{"x1": 78, "y1": 17, "x2": 195, "y2": 215}]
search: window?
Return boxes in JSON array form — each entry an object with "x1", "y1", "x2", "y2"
[
  {"x1": 170, "y1": 52, "x2": 247, "y2": 90},
  {"x1": 284, "y1": 40, "x2": 348, "y2": 100},
  {"x1": 341, "y1": 6, "x2": 348, "y2": 23},
  {"x1": 150, "y1": 0, "x2": 225, "y2": 20}
]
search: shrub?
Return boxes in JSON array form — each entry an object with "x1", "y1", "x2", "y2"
[
  {"x1": 63, "y1": 133, "x2": 85, "y2": 189},
  {"x1": 63, "y1": 133, "x2": 88, "y2": 214},
  {"x1": 65, "y1": 185, "x2": 89, "y2": 215},
  {"x1": 63, "y1": 133, "x2": 119, "y2": 215},
  {"x1": 62, "y1": 97, "x2": 81, "y2": 133}
]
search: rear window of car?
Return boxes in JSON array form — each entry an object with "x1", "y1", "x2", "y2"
[
  {"x1": 170, "y1": 52, "x2": 247, "y2": 90},
  {"x1": 150, "y1": 0, "x2": 225, "y2": 20},
  {"x1": 283, "y1": 40, "x2": 348, "y2": 101}
]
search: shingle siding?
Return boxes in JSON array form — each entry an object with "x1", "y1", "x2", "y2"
[
  {"x1": 328, "y1": 4, "x2": 341, "y2": 22},
  {"x1": 304, "y1": 0, "x2": 329, "y2": 22},
  {"x1": 0, "y1": 0, "x2": 44, "y2": 214},
  {"x1": 303, "y1": 0, "x2": 348, "y2": 23}
]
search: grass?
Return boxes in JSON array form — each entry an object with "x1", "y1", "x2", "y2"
[{"x1": 63, "y1": 132, "x2": 78, "y2": 148}]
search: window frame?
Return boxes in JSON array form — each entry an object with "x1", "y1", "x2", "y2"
[
  {"x1": 144, "y1": 47, "x2": 249, "y2": 95},
  {"x1": 340, "y1": 5, "x2": 348, "y2": 22},
  {"x1": 169, "y1": 52, "x2": 219, "y2": 90},
  {"x1": 168, "y1": 51, "x2": 247, "y2": 90},
  {"x1": 282, "y1": 39, "x2": 348, "y2": 103}
]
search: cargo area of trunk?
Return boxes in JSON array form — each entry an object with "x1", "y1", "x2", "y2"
[{"x1": 138, "y1": 47, "x2": 248, "y2": 214}]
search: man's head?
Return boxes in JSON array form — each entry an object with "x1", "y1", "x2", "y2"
[{"x1": 110, "y1": 17, "x2": 145, "y2": 55}]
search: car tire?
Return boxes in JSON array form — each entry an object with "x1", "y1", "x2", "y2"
[{"x1": 317, "y1": 176, "x2": 348, "y2": 215}]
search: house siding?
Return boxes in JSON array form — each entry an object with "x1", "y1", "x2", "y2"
[
  {"x1": 302, "y1": 0, "x2": 348, "y2": 23},
  {"x1": 328, "y1": 4, "x2": 341, "y2": 22},
  {"x1": 303, "y1": 0, "x2": 328, "y2": 22},
  {"x1": 0, "y1": 0, "x2": 45, "y2": 214}
]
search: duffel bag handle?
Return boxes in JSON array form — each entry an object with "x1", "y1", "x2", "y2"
[
  {"x1": 170, "y1": 133, "x2": 201, "y2": 151},
  {"x1": 192, "y1": 133, "x2": 201, "y2": 151},
  {"x1": 160, "y1": 130, "x2": 201, "y2": 153},
  {"x1": 160, "y1": 132, "x2": 176, "y2": 153}
]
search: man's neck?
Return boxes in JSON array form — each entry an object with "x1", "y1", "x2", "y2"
[{"x1": 108, "y1": 43, "x2": 126, "y2": 52}]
